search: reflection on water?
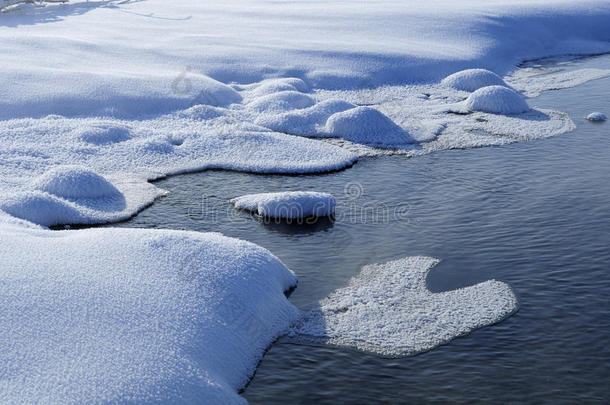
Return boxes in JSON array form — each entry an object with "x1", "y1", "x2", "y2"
[{"x1": 116, "y1": 55, "x2": 610, "y2": 403}]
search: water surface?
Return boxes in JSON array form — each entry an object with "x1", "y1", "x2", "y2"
[{"x1": 116, "y1": 55, "x2": 610, "y2": 404}]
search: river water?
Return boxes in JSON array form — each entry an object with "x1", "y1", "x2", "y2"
[{"x1": 115, "y1": 55, "x2": 610, "y2": 404}]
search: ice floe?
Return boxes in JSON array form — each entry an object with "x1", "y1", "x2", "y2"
[
  {"x1": 291, "y1": 256, "x2": 518, "y2": 357},
  {"x1": 465, "y1": 86, "x2": 530, "y2": 115},
  {"x1": 442, "y1": 69, "x2": 509, "y2": 92},
  {"x1": 0, "y1": 225, "x2": 298, "y2": 404},
  {"x1": 586, "y1": 111, "x2": 607, "y2": 121},
  {"x1": 230, "y1": 191, "x2": 336, "y2": 219}
]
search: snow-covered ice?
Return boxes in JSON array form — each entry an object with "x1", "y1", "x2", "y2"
[
  {"x1": 465, "y1": 86, "x2": 530, "y2": 115},
  {"x1": 291, "y1": 256, "x2": 518, "y2": 357},
  {"x1": 230, "y1": 191, "x2": 336, "y2": 219},
  {"x1": 586, "y1": 111, "x2": 607, "y2": 121},
  {"x1": 0, "y1": 225, "x2": 298, "y2": 404}
]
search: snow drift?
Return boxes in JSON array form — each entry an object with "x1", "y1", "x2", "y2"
[
  {"x1": 0, "y1": 225, "x2": 299, "y2": 404},
  {"x1": 442, "y1": 69, "x2": 509, "y2": 92}
]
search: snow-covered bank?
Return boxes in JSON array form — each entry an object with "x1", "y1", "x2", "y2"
[
  {"x1": 0, "y1": 225, "x2": 298, "y2": 404},
  {"x1": 291, "y1": 257, "x2": 518, "y2": 357}
]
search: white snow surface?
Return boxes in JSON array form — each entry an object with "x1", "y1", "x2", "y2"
[
  {"x1": 586, "y1": 111, "x2": 607, "y2": 121},
  {"x1": 291, "y1": 256, "x2": 518, "y2": 357},
  {"x1": 442, "y1": 69, "x2": 509, "y2": 92},
  {"x1": 230, "y1": 191, "x2": 336, "y2": 219},
  {"x1": 465, "y1": 86, "x2": 530, "y2": 115},
  {"x1": 0, "y1": 225, "x2": 299, "y2": 404}
]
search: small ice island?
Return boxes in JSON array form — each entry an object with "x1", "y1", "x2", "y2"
[
  {"x1": 586, "y1": 112, "x2": 607, "y2": 121},
  {"x1": 230, "y1": 191, "x2": 336, "y2": 219}
]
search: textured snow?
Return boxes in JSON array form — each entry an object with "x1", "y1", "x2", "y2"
[
  {"x1": 291, "y1": 256, "x2": 518, "y2": 357},
  {"x1": 442, "y1": 69, "x2": 509, "y2": 92},
  {"x1": 586, "y1": 111, "x2": 607, "y2": 121},
  {"x1": 465, "y1": 86, "x2": 530, "y2": 115},
  {"x1": 0, "y1": 225, "x2": 298, "y2": 404},
  {"x1": 508, "y1": 68, "x2": 610, "y2": 97},
  {"x1": 230, "y1": 191, "x2": 336, "y2": 219}
]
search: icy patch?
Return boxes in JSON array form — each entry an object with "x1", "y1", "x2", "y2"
[
  {"x1": 291, "y1": 256, "x2": 518, "y2": 357},
  {"x1": 442, "y1": 69, "x2": 509, "y2": 92},
  {"x1": 0, "y1": 225, "x2": 298, "y2": 404},
  {"x1": 508, "y1": 68, "x2": 610, "y2": 97},
  {"x1": 325, "y1": 107, "x2": 416, "y2": 148},
  {"x1": 586, "y1": 112, "x2": 607, "y2": 121},
  {"x1": 465, "y1": 86, "x2": 530, "y2": 115},
  {"x1": 230, "y1": 191, "x2": 335, "y2": 219}
]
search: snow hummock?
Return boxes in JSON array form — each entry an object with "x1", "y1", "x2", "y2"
[
  {"x1": 0, "y1": 225, "x2": 299, "y2": 404},
  {"x1": 586, "y1": 111, "x2": 607, "y2": 121},
  {"x1": 442, "y1": 69, "x2": 509, "y2": 92},
  {"x1": 230, "y1": 191, "x2": 336, "y2": 219},
  {"x1": 291, "y1": 256, "x2": 518, "y2": 357},
  {"x1": 31, "y1": 166, "x2": 120, "y2": 200},
  {"x1": 465, "y1": 85, "x2": 530, "y2": 115},
  {"x1": 325, "y1": 107, "x2": 417, "y2": 148}
]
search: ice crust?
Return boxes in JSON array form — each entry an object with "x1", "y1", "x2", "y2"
[
  {"x1": 291, "y1": 256, "x2": 518, "y2": 357},
  {"x1": 230, "y1": 191, "x2": 336, "y2": 218}
]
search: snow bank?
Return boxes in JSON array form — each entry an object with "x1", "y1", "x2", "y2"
[
  {"x1": 247, "y1": 91, "x2": 316, "y2": 113},
  {"x1": 442, "y1": 69, "x2": 509, "y2": 92},
  {"x1": 465, "y1": 86, "x2": 530, "y2": 115},
  {"x1": 325, "y1": 107, "x2": 416, "y2": 148},
  {"x1": 586, "y1": 111, "x2": 607, "y2": 121},
  {"x1": 0, "y1": 225, "x2": 299, "y2": 404},
  {"x1": 291, "y1": 256, "x2": 518, "y2": 357},
  {"x1": 230, "y1": 191, "x2": 335, "y2": 219}
]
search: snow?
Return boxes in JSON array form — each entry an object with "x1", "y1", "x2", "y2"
[
  {"x1": 31, "y1": 166, "x2": 120, "y2": 199},
  {"x1": 291, "y1": 256, "x2": 518, "y2": 357},
  {"x1": 230, "y1": 191, "x2": 336, "y2": 219},
  {"x1": 586, "y1": 112, "x2": 607, "y2": 121},
  {"x1": 508, "y1": 68, "x2": 610, "y2": 97},
  {"x1": 0, "y1": 225, "x2": 299, "y2": 404},
  {"x1": 325, "y1": 107, "x2": 417, "y2": 148},
  {"x1": 465, "y1": 86, "x2": 530, "y2": 115},
  {"x1": 442, "y1": 69, "x2": 509, "y2": 92}
]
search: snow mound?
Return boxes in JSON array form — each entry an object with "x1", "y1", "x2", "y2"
[
  {"x1": 256, "y1": 99, "x2": 355, "y2": 136},
  {"x1": 325, "y1": 106, "x2": 416, "y2": 147},
  {"x1": 586, "y1": 112, "x2": 607, "y2": 121},
  {"x1": 442, "y1": 69, "x2": 508, "y2": 92},
  {"x1": 250, "y1": 78, "x2": 311, "y2": 97},
  {"x1": 31, "y1": 166, "x2": 120, "y2": 200},
  {"x1": 247, "y1": 91, "x2": 316, "y2": 113},
  {"x1": 465, "y1": 85, "x2": 530, "y2": 115},
  {"x1": 177, "y1": 104, "x2": 225, "y2": 120},
  {"x1": 230, "y1": 191, "x2": 335, "y2": 219},
  {"x1": 73, "y1": 123, "x2": 132, "y2": 145},
  {"x1": 291, "y1": 256, "x2": 518, "y2": 357},
  {"x1": 0, "y1": 226, "x2": 299, "y2": 404},
  {"x1": 0, "y1": 192, "x2": 86, "y2": 227}
]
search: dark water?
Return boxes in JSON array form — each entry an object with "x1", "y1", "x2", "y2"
[{"x1": 116, "y1": 56, "x2": 610, "y2": 403}]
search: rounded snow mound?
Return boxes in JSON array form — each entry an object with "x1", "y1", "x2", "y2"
[
  {"x1": 230, "y1": 191, "x2": 335, "y2": 219},
  {"x1": 32, "y1": 166, "x2": 120, "y2": 200},
  {"x1": 586, "y1": 112, "x2": 607, "y2": 121},
  {"x1": 74, "y1": 123, "x2": 131, "y2": 145},
  {"x1": 248, "y1": 91, "x2": 316, "y2": 113},
  {"x1": 465, "y1": 85, "x2": 530, "y2": 115},
  {"x1": 325, "y1": 106, "x2": 416, "y2": 147},
  {"x1": 442, "y1": 69, "x2": 508, "y2": 92},
  {"x1": 251, "y1": 78, "x2": 310, "y2": 97},
  {"x1": 0, "y1": 192, "x2": 83, "y2": 227},
  {"x1": 178, "y1": 104, "x2": 224, "y2": 120}
]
